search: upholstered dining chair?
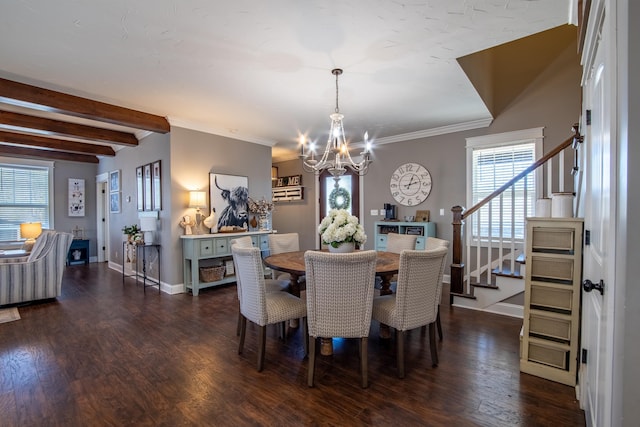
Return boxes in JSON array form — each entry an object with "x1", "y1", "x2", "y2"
[
  {"x1": 267, "y1": 233, "x2": 300, "y2": 281},
  {"x1": 425, "y1": 237, "x2": 450, "y2": 341},
  {"x1": 304, "y1": 250, "x2": 378, "y2": 388},
  {"x1": 385, "y1": 233, "x2": 417, "y2": 291},
  {"x1": 386, "y1": 232, "x2": 417, "y2": 253},
  {"x1": 371, "y1": 247, "x2": 448, "y2": 378},
  {"x1": 232, "y1": 245, "x2": 307, "y2": 372},
  {"x1": 230, "y1": 237, "x2": 288, "y2": 336}
]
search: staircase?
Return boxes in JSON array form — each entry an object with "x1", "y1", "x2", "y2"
[{"x1": 449, "y1": 124, "x2": 582, "y2": 317}]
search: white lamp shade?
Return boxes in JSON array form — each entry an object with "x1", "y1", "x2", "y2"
[
  {"x1": 139, "y1": 217, "x2": 157, "y2": 232},
  {"x1": 189, "y1": 191, "x2": 206, "y2": 208},
  {"x1": 20, "y1": 222, "x2": 42, "y2": 240}
]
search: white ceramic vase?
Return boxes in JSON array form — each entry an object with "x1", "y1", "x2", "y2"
[{"x1": 328, "y1": 242, "x2": 355, "y2": 253}]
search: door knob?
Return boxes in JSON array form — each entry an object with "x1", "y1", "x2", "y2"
[{"x1": 582, "y1": 279, "x2": 605, "y2": 295}]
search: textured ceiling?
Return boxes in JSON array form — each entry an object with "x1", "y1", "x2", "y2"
[{"x1": 0, "y1": 0, "x2": 571, "y2": 161}]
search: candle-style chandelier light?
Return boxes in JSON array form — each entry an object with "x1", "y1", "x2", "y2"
[{"x1": 299, "y1": 68, "x2": 372, "y2": 177}]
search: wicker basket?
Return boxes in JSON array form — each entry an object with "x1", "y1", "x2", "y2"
[{"x1": 199, "y1": 265, "x2": 225, "y2": 282}]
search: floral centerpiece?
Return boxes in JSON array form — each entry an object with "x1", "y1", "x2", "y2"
[
  {"x1": 318, "y1": 209, "x2": 367, "y2": 252},
  {"x1": 248, "y1": 197, "x2": 275, "y2": 230}
]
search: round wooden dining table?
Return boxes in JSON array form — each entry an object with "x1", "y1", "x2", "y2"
[
  {"x1": 263, "y1": 250, "x2": 399, "y2": 355},
  {"x1": 263, "y1": 250, "x2": 400, "y2": 297}
]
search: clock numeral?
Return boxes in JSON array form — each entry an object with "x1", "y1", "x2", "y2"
[
  {"x1": 390, "y1": 183, "x2": 398, "y2": 189},
  {"x1": 407, "y1": 199, "x2": 414, "y2": 206},
  {"x1": 405, "y1": 164, "x2": 414, "y2": 171},
  {"x1": 392, "y1": 191, "x2": 399, "y2": 197},
  {"x1": 391, "y1": 174, "x2": 400, "y2": 181}
]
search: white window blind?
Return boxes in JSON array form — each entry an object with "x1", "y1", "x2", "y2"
[
  {"x1": 0, "y1": 163, "x2": 51, "y2": 241},
  {"x1": 471, "y1": 143, "x2": 536, "y2": 240}
]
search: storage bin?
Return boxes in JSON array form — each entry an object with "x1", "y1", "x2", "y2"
[{"x1": 199, "y1": 265, "x2": 225, "y2": 282}]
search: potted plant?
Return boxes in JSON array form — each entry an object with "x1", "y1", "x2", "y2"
[
  {"x1": 318, "y1": 209, "x2": 367, "y2": 252},
  {"x1": 122, "y1": 224, "x2": 141, "y2": 242}
]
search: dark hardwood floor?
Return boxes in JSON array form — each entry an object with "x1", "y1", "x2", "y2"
[{"x1": 0, "y1": 263, "x2": 585, "y2": 426}]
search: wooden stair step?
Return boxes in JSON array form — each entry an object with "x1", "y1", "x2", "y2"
[
  {"x1": 470, "y1": 281, "x2": 499, "y2": 290},
  {"x1": 450, "y1": 291, "x2": 476, "y2": 300},
  {"x1": 492, "y1": 267, "x2": 523, "y2": 279}
]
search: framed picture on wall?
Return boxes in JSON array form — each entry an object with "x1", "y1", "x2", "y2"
[
  {"x1": 109, "y1": 170, "x2": 120, "y2": 193},
  {"x1": 136, "y1": 166, "x2": 144, "y2": 211},
  {"x1": 68, "y1": 178, "x2": 85, "y2": 217},
  {"x1": 152, "y1": 160, "x2": 162, "y2": 210},
  {"x1": 110, "y1": 192, "x2": 121, "y2": 213},
  {"x1": 209, "y1": 173, "x2": 248, "y2": 229},
  {"x1": 143, "y1": 163, "x2": 152, "y2": 211}
]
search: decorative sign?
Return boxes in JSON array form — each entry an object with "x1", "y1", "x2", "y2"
[{"x1": 274, "y1": 174, "x2": 302, "y2": 188}]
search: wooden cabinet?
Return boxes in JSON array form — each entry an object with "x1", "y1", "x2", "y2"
[
  {"x1": 374, "y1": 221, "x2": 436, "y2": 251},
  {"x1": 520, "y1": 218, "x2": 583, "y2": 386},
  {"x1": 67, "y1": 239, "x2": 90, "y2": 265},
  {"x1": 181, "y1": 231, "x2": 272, "y2": 296}
]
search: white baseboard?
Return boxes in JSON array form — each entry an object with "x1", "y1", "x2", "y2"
[{"x1": 107, "y1": 261, "x2": 182, "y2": 294}]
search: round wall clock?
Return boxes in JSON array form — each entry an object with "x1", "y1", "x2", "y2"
[{"x1": 389, "y1": 162, "x2": 432, "y2": 206}]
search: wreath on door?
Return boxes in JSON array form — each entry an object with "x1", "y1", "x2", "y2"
[{"x1": 329, "y1": 187, "x2": 351, "y2": 210}]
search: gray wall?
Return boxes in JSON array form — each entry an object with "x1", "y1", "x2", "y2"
[
  {"x1": 53, "y1": 160, "x2": 98, "y2": 255},
  {"x1": 274, "y1": 40, "x2": 582, "y2": 270},
  {"x1": 618, "y1": 0, "x2": 640, "y2": 423},
  {"x1": 98, "y1": 126, "x2": 273, "y2": 287},
  {"x1": 98, "y1": 131, "x2": 171, "y2": 282}
]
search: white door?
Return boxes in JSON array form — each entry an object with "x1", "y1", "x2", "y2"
[
  {"x1": 96, "y1": 174, "x2": 110, "y2": 263},
  {"x1": 579, "y1": 8, "x2": 616, "y2": 426}
]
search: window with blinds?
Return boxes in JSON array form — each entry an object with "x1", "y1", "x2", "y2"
[
  {"x1": 0, "y1": 161, "x2": 52, "y2": 241},
  {"x1": 470, "y1": 142, "x2": 536, "y2": 240}
]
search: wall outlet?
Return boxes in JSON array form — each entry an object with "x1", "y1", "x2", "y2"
[
  {"x1": 440, "y1": 208, "x2": 445, "y2": 216},
  {"x1": 370, "y1": 209, "x2": 379, "y2": 216}
]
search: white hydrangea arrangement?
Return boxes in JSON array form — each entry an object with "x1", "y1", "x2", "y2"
[{"x1": 318, "y1": 209, "x2": 367, "y2": 248}]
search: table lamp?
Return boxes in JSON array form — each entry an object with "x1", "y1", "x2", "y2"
[
  {"x1": 139, "y1": 217, "x2": 157, "y2": 245},
  {"x1": 20, "y1": 222, "x2": 42, "y2": 251},
  {"x1": 189, "y1": 191, "x2": 207, "y2": 233}
]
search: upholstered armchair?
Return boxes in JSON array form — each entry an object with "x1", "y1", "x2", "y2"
[
  {"x1": 0, "y1": 231, "x2": 73, "y2": 306},
  {"x1": 267, "y1": 233, "x2": 300, "y2": 281},
  {"x1": 425, "y1": 237, "x2": 450, "y2": 341}
]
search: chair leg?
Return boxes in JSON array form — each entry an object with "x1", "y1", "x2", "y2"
[
  {"x1": 238, "y1": 315, "x2": 247, "y2": 354},
  {"x1": 257, "y1": 325, "x2": 267, "y2": 372},
  {"x1": 302, "y1": 317, "x2": 308, "y2": 357},
  {"x1": 397, "y1": 330, "x2": 405, "y2": 379},
  {"x1": 360, "y1": 337, "x2": 369, "y2": 388},
  {"x1": 236, "y1": 311, "x2": 242, "y2": 336},
  {"x1": 436, "y1": 305, "x2": 443, "y2": 341},
  {"x1": 308, "y1": 336, "x2": 316, "y2": 387},
  {"x1": 429, "y1": 322, "x2": 439, "y2": 367}
]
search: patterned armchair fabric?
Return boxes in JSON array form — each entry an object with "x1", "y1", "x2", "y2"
[
  {"x1": 232, "y1": 245, "x2": 307, "y2": 371},
  {"x1": 371, "y1": 247, "x2": 448, "y2": 378},
  {"x1": 0, "y1": 231, "x2": 73, "y2": 306},
  {"x1": 304, "y1": 250, "x2": 377, "y2": 387}
]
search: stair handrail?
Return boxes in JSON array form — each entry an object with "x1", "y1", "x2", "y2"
[{"x1": 450, "y1": 125, "x2": 582, "y2": 299}]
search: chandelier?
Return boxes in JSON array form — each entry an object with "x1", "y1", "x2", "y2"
[{"x1": 299, "y1": 68, "x2": 372, "y2": 178}]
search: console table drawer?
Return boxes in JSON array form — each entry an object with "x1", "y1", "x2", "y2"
[
  {"x1": 199, "y1": 239, "x2": 214, "y2": 256},
  {"x1": 213, "y1": 237, "x2": 229, "y2": 255}
]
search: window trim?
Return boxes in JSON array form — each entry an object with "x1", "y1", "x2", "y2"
[
  {"x1": 465, "y1": 128, "x2": 544, "y2": 244},
  {"x1": 0, "y1": 156, "x2": 55, "y2": 240}
]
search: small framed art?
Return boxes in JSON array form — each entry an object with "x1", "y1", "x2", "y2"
[
  {"x1": 136, "y1": 166, "x2": 144, "y2": 211},
  {"x1": 110, "y1": 192, "x2": 121, "y2": 213}
]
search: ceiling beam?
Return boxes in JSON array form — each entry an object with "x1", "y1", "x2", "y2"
[
  {"x1": 0, "y1": 130, "x2": 115, "y2": 156},
  {"x1": 0, "y1": 145, "x2": 98, "y2": 163},
  {"x1": 0, "y1": 78, "x2": 170, "y2": 133},
  {"x1": 0, "y1": 110, "x2": 138, "y2": 146}
]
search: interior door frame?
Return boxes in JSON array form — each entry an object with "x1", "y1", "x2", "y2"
[
  {"x1": 578, "y1": 0, "x2": 618, "y2": 424},
  {"x1": 96, "y1": 172, "x2": 110, "y2": 263}
]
